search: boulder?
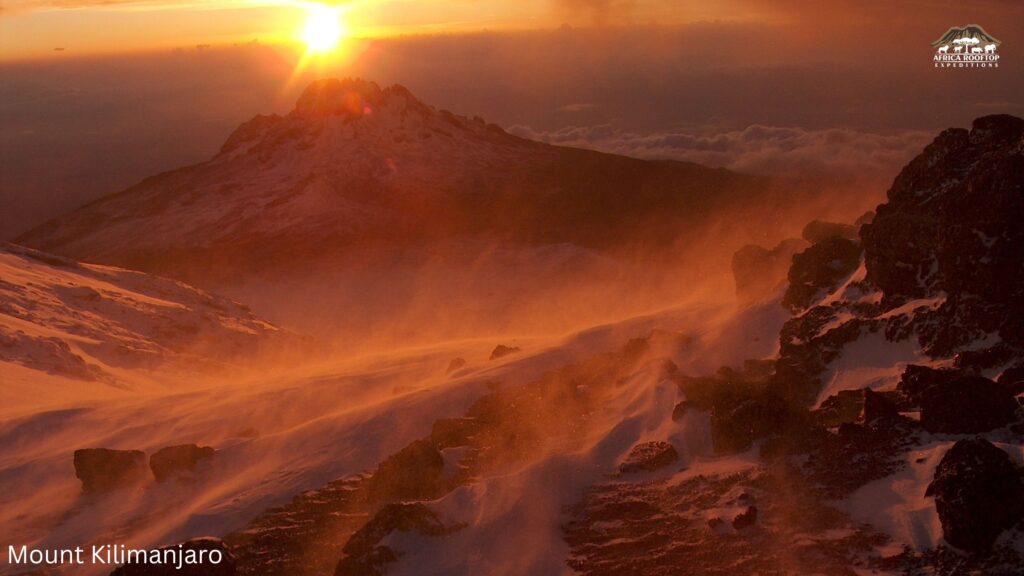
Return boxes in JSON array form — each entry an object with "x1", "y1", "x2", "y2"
[
  {"x1": 920, "y1": 377, "x2": 1018, "y2": 434},
  {"x1": 619, "y1": 442, "x2": 679, "y2": 474},
  {"x1": 445, "y1": 357, "x2": 466, "y2": 374},
  {"x1": 926, "y1": 438, "x2": 1024, "y2": 552},
  {"x1": 110, "y1": 538, "x2": 235, "y2": 576},
  {"x1": 149, "y1": 444, "x2": 215, "y2": 483},
  {"x1": 74, "y1": 448, "x2": 147, "y2": 493},
  {"x1": 489, "y1": 345, "x2": 520, "y2": 360}
]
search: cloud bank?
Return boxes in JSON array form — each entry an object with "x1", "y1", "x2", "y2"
[{"x1": 508, "y1": 123, "x2": 934, "y2": 181}]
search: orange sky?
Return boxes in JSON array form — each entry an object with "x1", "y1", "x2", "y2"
[{"x1": 0, "y1": 1, "x2": 778, "y2": 59}]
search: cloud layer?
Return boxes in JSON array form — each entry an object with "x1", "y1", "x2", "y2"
[{"x1": 508, "y1": 123, "x2": 934, "y2": 181}]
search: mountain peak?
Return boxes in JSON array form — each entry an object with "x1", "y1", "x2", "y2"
[{"x1": 292, "y1": 77, "x2": 428, "y2": 119}]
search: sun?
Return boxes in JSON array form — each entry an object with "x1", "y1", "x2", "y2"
[{"x1": 301, "y1": 4, "x2": 346, "y2": 54}]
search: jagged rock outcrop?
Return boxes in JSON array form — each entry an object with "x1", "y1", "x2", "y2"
[
  {"x1": 74, "y1": 448, "x2": 148, "y2": 493},
  {"x1": 926, "y1": 438, "x2": 1024, "y2": 552},
  {"x1": 781, "y1": 237, "x2": 862, "y2": 312},
  {"x1": 149, "y1": 444, "x2": 216, "y2": 483},
  {"x1": 861, "y1": 115, "x2": 1024, "y2": 358},
  {"x1": 766, "y1": 115, "x2": 1024, "y2": 407},
  {"x1": 335, "y1": 503, "x2": 455, "y2": 576}
]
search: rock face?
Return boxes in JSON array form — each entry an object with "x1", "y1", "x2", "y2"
[
  {"x1": 920, "y1": 377, "x2": 1018, "y2": 434},
  {"x1": 149, "y1": 444, "x2": 216, "y2": 483},
  {"x1": 710, "y1": 393, "x2": 806, "y2": 454},
  {"x1": 335, "y1": 503, "x2": 452, "y2": 576},
  {"x1": 781, "y1": 236, "x2": 862, "y2": 312},
  {"x1": 110, "y1": 537, "x2": 236, "y2": 576},
  {"x1": 897, "y1": 365, "x2": 966, "y2": 407},
  {"x1": 619, "y1": 442, "x2": 679, "y2": 474},
  {"x1": 74, "y1": 448, "x2": 148, "y2": 493},
  {"x1": 926, "y1": 438, "x2": 1024, "y2": 552},
  {"x1": 364, "y1": 439, "x2": 446, "y2": 502},
  {"x1": 861, "y1": 115, "x2": 1024, "y2": 357}
]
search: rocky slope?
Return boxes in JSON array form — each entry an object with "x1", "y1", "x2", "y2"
[
  {"x1": 17, "y1": 78, "x2": 809, "y2": 284},
  {"x1": 194, "y1": 115, "x2": 1024, "y2": 576}
]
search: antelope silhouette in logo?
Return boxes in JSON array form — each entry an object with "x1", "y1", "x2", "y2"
[
  {"x1": 954, "y1": 46, "x2": 963, "y2": 53},
  {"x1": 937, "y1": 45, "x2": 950, "y2": 53}
]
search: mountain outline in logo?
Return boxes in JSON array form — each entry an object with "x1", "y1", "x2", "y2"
[{"x1": 932, "y1": 24, "x2": 1002, "y2": 68}]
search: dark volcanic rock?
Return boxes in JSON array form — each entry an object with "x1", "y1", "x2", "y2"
[
  {"x1": 364, "y1": 439, "x2": 446, "y2": 501},
  {"x1": 998, "y1": 365, "x2": 1024, "y2": 396},
  {"x1": 801, "y1": 220, "x2": 858, "y2": 244},
  {"x1": 430, "y1": 417, "x2": 482, "y2": 449},
  {"x1": 671, "y1": 401, "x2": 690, "y2": 421},
  {"x1": 817, "y1": 389, "x2": 865, "y2": 427},
  {"x1": 782, "y1": 237, "x2": 862, "y2": 312},
  {"x1": 920, "y1": 377, "x2": 1018, "y2": 434},
  {"x1": 731, "y1": 238, "x2": 807, "y2": 301},
  {"x1": 445, "y1": 357, "x2": 466, "y2": 374},
  {"x1": 861, "y1": 115, "x2": 1024, "y2": 356},
  {"x1": 731, "y1": 506, "x2": 758, "y2": 530},
  {"x1": 862, "y1": 388, "x2": 900, "y2": 425},
  {"x1": 711, "y1": 393, "x2": 807, "y2": 454},
  {"x1": 897, "y1": 365, "x2": 966, "y2": 407},
  {"x1": 149, "y1": 444, "x2": 215, "y2": 483},
  {"x1": 111, "y1": 538, "x2": 235, "y2": 576},
  {"x1": 335, "y1": 503, "x2": 452, "y2": 576},
  {"x1": 74, "y1": 448, "x2": 148, "y2": 493},
  {"x1": 489, "y1": 345, "x2": 520, "y2": 360},
  {"x1": 619, "y1": 441, "x2": 679, "y2": 474},
  {"x1": 926, "y1": 438, "x2": 1024, "y2": 552}
]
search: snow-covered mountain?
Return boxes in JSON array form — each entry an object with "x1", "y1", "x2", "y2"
[
  {"x1": 0, "y1": 243, "x2": 294, "y2": 413},
  {"x1": 16, "y1": 78, "x2": 805, "y2": 284}
]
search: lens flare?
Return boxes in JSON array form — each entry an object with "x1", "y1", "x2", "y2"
[{"x1": 301, "y1": 4, "x2": 345, "y2": 54}]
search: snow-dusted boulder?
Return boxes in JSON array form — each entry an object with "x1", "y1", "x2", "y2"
[
  {"x1": 926, "y1": 438, "x2": 1024, "y2": 552},
  {"x1": 73, "y1": 448, "x2": 147, "y2": 493},
  {"x1": 149, "y1": 444, "x2": 216, "y2": 483}
]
